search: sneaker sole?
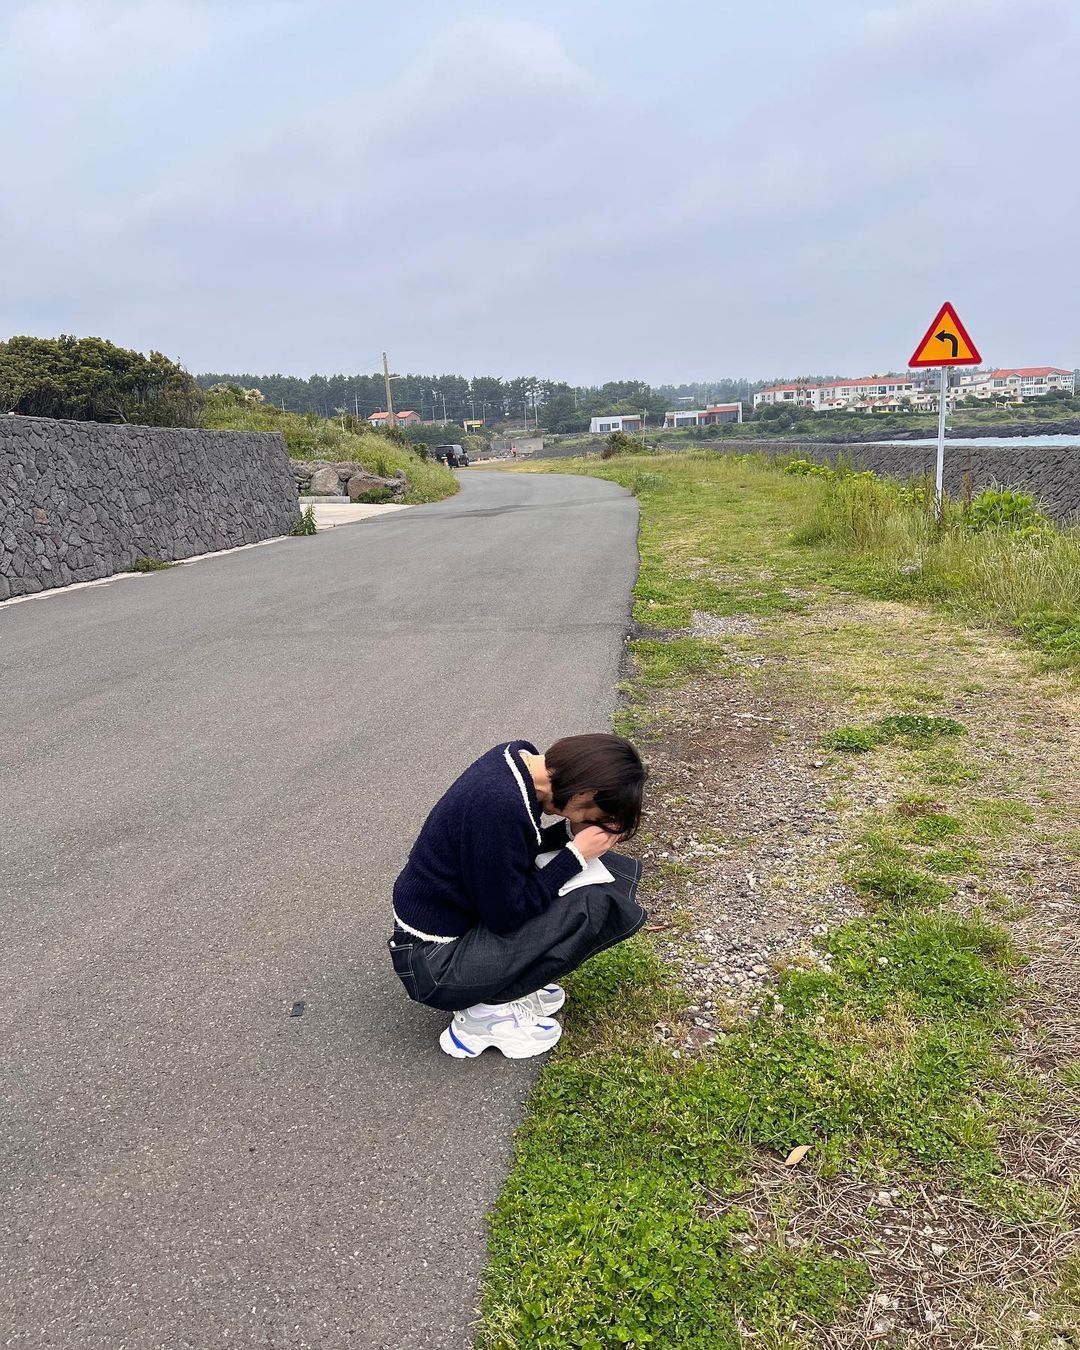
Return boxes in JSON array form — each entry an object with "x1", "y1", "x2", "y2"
[{"x1": 438, "y1": 1024, "x2": 563, "y2": 1060}]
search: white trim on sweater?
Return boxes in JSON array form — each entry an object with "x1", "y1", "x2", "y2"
[
  {"x1": 392, "y1": 911, "x2": 458, "y2": 944},
  {"x1": 567, "y1": 840, "x2": 588, "y2": 871},
  {"x1": 504, "y1": 744, "x2": 543, "y2": 845}
]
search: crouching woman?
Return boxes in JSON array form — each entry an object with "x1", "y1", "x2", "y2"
[{"x1": 388, "y1": 733, "x2": 648, "y2": 1059}]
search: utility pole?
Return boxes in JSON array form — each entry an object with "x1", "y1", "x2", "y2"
[{"x1": 382, "y1": 352, "x2": 397, "y2": 430}]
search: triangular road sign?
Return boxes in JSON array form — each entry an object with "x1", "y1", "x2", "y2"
[{"x1": 909, "y1": 302, "x2": 982, "y2": 367}]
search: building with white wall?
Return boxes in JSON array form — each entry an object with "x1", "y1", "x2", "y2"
[
  {"x1": 957, "y1": 368, "x2": 1075, "y2": 401},
  {"x1": 755, "y1": 367, "x2": 1074, "y2": 414},
  {"x1": 589, "y1": 414, "x2": 644, "y2": 434},
  {"x1": 752, "y1": 383, "x2": 825, "y2": 411},
  {"x1": 663, "y1": 403, "x2": 743, "y2": 427}
]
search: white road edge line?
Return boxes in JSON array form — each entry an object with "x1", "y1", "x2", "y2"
[{"x1": 0, "y1": 534, "x2": 289, "y2": 610}]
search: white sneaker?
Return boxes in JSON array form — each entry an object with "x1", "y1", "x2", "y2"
[
  {"x1": 520, "y1": 984, "x2": 566, "y2": 1016},
  {"x1": 439, "y1": 1000, "x2": 563, "y2": 1060}
]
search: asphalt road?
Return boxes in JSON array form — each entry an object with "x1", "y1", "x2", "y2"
[{"x1": 0, "y1": 470, "x2": 639, "y2": 1349}]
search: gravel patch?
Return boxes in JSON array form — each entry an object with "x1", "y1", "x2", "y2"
[
  {"x1": 626, "y1": 672, "x2": 878, "y2": 1049},
  {"x1": 689, "y1": 610, "x2": 762, "y2": 639}
]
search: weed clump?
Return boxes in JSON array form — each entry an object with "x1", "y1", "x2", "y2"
[
  {"x1": 873, "y1": 713, "x2": 965, "y2": 744},
  {"x1": 822, "y1": 713, "x2": 965, "y2": 756},
  {"x1": 289, "y1": 505, "x2": 317, "y2": 536},
  {"x1": 821, "y1": 726, "x2": 877, "y2": 753}
]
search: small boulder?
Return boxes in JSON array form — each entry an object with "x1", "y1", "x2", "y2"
[
  {"x1": 309, "y1": 465, "x2": 341, "y2": 495},
  {"x1": 346, "y1": 473, "x2": 389, "y2": 500}
]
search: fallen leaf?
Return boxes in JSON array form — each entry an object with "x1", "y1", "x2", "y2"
[{"x1": 784, "y1": 1145, "x2": 811, "y2": 1167}]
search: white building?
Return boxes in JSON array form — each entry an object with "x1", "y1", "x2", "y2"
[
  {"x1": 756, "y1": 366, "x2": 1075, "y2": 414},
  {"x1": 754, "y1": 377, "x2": 925, "y2": 413},
  {"x1": 819, "y1": 376, "x2": 927, "y2": 412},
  {"x1": 589, "y1": 414, "x2": 644, "y2": 434},
  {"x1": 663, "y1": 403, "x2": 743, "y2": 427},
  {"x1": 955, "y1": 367, "x2": 1075, "y2": 401},
  {"x1": 752, "y1": 383, "x2": 825, "y2": 411}
]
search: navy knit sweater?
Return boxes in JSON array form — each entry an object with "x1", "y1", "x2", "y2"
[{"x1": 392, "y1": 740, "x2": 588, "y2": 939}]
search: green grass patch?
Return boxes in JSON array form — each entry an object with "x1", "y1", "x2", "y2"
[
  {"x1": 629, "y1": 637, "x2": 735, "y2": 687},
  {"x1": 925, "y1": 844, "x2": 983, "y2": 875},
  {"x1": 777, "y1": 911, "x2": 1016, "y2": 1023},
  {"x1": 906, "y1": 749, "x2": 983, "y2": 786},
  {"x1": 872, "y1": 713, "x2": 966, "y2": 745},
  {"x1": 483, "y1": 904, "x2": 1028, "y2": 1347},
  {"x1": 130, "y1": 555, "x2": 173, "y2": 571},
  {"x1": 821, "y1": 726, "x2": 876, "y2": 753},
  {"x1": 822, "y1": 714, "x2": 965, "y2": 757},
  {"x1": 906, "y1": 812, "x2": 964, "y2": 844},
  {"x1": 968, "y1": 797, "x2": 1036, "y2": 839}
]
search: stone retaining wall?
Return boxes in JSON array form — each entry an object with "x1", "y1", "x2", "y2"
[
  {"x1": 1, "y1": 415, "x2": 300, "y2": 599},
  {"x1": 744, "y1": 441, "x2": 1080, "y2": 520},
  {"x1": 532, "y1": 438, "x2": 1079, "y2": 520}
]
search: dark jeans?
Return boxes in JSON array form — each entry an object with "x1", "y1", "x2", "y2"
[{"x1": 388, "y1": 852, "x2": 646, "y2": 1012}]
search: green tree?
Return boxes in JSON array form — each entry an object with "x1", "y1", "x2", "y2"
[
  {"x1": 537, "y1": 390, "x2": 583, "y2": 433},
  {"x1": 0, "y1": 334, "x2": 202, "y2": 426}
]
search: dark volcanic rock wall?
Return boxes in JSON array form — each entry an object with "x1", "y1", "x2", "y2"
[
  {"x1": 1, "y1": 415, "x2": 300, "y2": 599},
  {"x1": 745, "y1": 441, "x2": 1080, "y2": 520}
]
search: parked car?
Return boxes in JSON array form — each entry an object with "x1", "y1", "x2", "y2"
[{"x1": 435, "y1": 443, "x2": 467, "y2": 467}]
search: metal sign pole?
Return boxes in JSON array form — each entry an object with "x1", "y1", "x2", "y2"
[{"x1": 935, "y1": 364, "x2": 948, "y2": 522}]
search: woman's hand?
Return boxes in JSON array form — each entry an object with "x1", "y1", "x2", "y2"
[{"x1": 572, "y1": 826, "x2": 620, "y2": 860}]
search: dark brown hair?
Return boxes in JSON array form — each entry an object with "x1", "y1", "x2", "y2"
[{"x1": 544, "y1": 733, "x2": 647, "y2": 838}]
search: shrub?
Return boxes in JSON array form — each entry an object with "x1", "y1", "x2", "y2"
[
  {"x1": 603, "y1": 430, "x2": 640, "y2": 459},
  {"x1": 784, "y1": 457, "x2": 832, "y2": 478},
  {"x1": 964, "y1": 488, "x2": 1046, "y2": 534}
]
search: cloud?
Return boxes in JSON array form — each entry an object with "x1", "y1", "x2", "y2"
[{"x1": 1, "y1": 2, "x2": 1077, "y2": 379}]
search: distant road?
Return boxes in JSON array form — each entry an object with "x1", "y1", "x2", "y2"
[{"x1": 0, "y1": 471, "x2": 638, "y2": 1349}]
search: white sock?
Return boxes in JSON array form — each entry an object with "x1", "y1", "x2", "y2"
[{"x1": 467, "y1": 1001, "x2": 513, "y2": 1017}]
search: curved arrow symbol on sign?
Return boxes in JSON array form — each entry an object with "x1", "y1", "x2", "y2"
[{"x1": 935, "y1": 330, "x2": 959, "y2": 358}]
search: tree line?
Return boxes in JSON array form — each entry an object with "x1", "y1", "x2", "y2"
[
  {"x1": 1, "y1": 332, "x2": 840, "y2": 433},
  {"x1": 194, "y1": 370, "x2": 774, "y2": 433}
]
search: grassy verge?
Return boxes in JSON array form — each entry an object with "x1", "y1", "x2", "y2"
[
  {"x1": 790, "y1": 467, "x2": 1079, "y2": 668},
  {"x1": 479, "y1": 453, "x2": 1078, "y2": 1347},
  {"x1": 202, "y1": 391, "x2": 458, "y2": 504}
]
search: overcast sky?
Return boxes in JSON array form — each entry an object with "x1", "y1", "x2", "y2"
[{"x1": 1, "y1": 0, "x2": 1077, "y2": 384}]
